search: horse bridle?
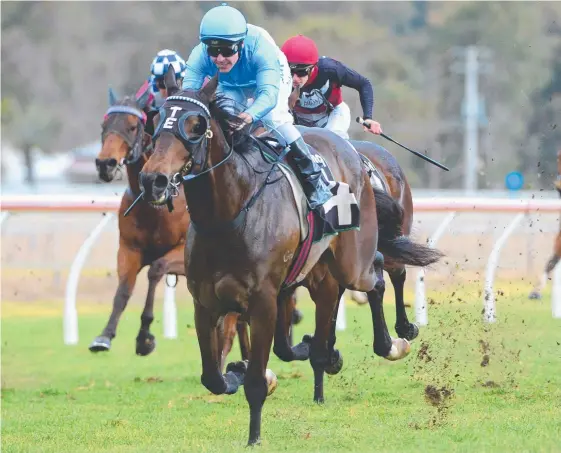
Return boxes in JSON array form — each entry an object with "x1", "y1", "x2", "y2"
[
  {"x1": 101, "y1": 105, "x2": 149, "y2": 166},
  {"x1": 152, "y1": 95, "x2": 234, "y2": 195}
]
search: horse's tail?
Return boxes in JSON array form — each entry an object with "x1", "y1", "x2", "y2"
[{"x1": 373, "y1": 188, "x2": 443, "y2": 267}]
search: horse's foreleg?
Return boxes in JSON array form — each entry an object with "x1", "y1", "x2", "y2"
[
  {"x1": 390, "y1": 267, "x2": 419, "y2": 341},
  {"x1": 307, "y1": 272, "x2": 341, "y2": 404},
  {"x1": 242, "y1": 291, "x2": 277, "y2": 446},
  {"x1": 136, "y1": 245, "x2": 184, "y2": 356},
  {"x1": 369, "y1": 253, "x2": 410, "y2": 361},
  {"x1": 89, "y1": 245, "x2": 142, "y2": 352},
  {"x1": 194, "y1": 302, "x2": 230, "y2": 395}
]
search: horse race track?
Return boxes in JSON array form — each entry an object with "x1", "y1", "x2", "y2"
[{"x1": 2, "y1": 284, "x2": 561, "y2": 453}]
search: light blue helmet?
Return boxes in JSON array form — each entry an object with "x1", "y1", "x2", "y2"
[{"x1": 199, "y1": 3, "x2": 248, "y2": 43}]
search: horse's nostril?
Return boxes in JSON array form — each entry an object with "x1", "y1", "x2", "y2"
[
  {"x1": 96, "y1": 158, "x2": 118, "y2": 169},
  {"x1": 154, "y1": 174, "x2": 169, "y2": 190}
]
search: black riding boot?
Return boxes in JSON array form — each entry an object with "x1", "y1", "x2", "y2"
[{"x1": 289, "y1": 137, "x2": 332, "y2": 209}]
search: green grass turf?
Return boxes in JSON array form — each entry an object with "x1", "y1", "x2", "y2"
[{"x1": 2, "y1": 286, "x2": 561, "y2": 453}]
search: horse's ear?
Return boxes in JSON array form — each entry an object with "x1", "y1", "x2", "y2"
[
  {"x1": 164, "y1": 64, "x2": 179, "y2": 95},
  {"x1": 201, "y1": 74, "x2": 218, "y2": 101},
  {"x1": 108, "y1": 87, "x2": 118, "y2": 106},
  {"x1": 135, "y1": 80, "x2": 152, "y2": 109}
]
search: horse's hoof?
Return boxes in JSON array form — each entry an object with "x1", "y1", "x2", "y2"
[
  {"x1": 265, "y1": 369, "x2": 278, "y2": 396},
  {"x1": 384, "y1": 338, "x2": 411, "y2": 361},
  {"x1": 396, "y1": 322, "x2": 419, "y2": 341},
  {"x1": 528, "y1": 291, "x2": 542, "y2": 300},
  {"x1": 292, "y1": 308, "x2": 304, "y2": 325},
  {"x1": 325, "y1": 349, "x2": 343, "y2": 375},
  {"x1": 223, "y1": 371, "x2": 242, "y2": 395},
  {"x1": 226, "y1": 360, "x2": 249, "y2": 377},
  {"x1": 247, "y1": 437, "x2": 261, "y2": 447},
  {"x1": 136, "y1": 333, "x2": 156, "y2": 356},
  {"x1": 349, "y1": 290, "x2": 368, "y2": 305},
  {"x1": 291, "y1": 337, "x2": 311, "y2": 361},
  {"x1": 89, "y1": 336, "x2": 111, "y2": 352}
]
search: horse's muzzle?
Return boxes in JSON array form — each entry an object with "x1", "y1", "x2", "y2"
[
  {"x1": 95, "y1": 158, "x2": 118, "y2": 183},
  {"x1": 139, "y1": 171, "x2": 170, "y2": 205}
]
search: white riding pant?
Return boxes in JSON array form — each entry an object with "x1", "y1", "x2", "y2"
[{"x1": 325, "y1": 102, "x2": 351, "y2": 140}]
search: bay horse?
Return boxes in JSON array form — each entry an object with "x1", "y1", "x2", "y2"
[
  {"x1": 529, "y1": 149, "x2": 561, "y2": 299},
  {"x1": 139, "y1": 68, "x2": 442, "y2": 446},
  {"x1": 288, "y1": 86, "x2": 419, "y2": 340},
  {"x1": 89, "y1": 83, "x2": 250, "y2": 363}
]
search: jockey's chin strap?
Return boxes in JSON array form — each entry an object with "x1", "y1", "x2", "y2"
[{"x1": 102, "y1": 105, "x2": 149, "y2": 166}]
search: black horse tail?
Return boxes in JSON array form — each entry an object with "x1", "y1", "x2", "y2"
[{"x1": 373, "y1": 187, "x2": 444, "y2": 267}]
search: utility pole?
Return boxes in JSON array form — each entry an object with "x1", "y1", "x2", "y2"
[
  {"x1": 464, "y1": 46, "x2": 479, "y2": 194},
  {"x1": 451, "y1": 46, "x2": 492, "y2": 194}
]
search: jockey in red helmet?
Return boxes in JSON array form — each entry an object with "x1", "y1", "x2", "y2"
[{"x1": 281, "y1": 35, "x2": 382, "y2": 139}]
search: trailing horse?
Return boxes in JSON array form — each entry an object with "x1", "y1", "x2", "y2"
[
  {"x1": 139, "y1": 68, "x2": 442, "y2": 446},
  {"x1": 529, "y1": 149, "x2": 561, "y2": 299},
  {"x1": 89, "y1": 82, "x2": 249, "y2": 363}
]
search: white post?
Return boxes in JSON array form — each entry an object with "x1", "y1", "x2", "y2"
[
  {"x1": 464, "y1": 46, "x2": 479, "y2": 194},
  {"x1": 483, "y1": 213, "x2": 524, "y2": 323},
  {"x1": 64, "y1": 213, "x2": 115, "y2": 345},
  {"x1": 552, "y1": 262, "x2": 561, "y2": 319},
  {"x1": 163, "y1": 274, "x2": 178, "y2": 339},
  {"x1": 336, "y1": 294, "x2": 346, "y2": 331},
  {"x1": 415, "y1": 212, "x2": 457, "y2": 326}
]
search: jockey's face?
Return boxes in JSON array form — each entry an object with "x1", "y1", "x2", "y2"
[
  {"x1": 290, "y1": 64, "x2": 314, "y2": 88},
  {"x1": 292, "y1": 73, "x2": 309, "y2": 88},
  {"x1": 211, "y1": 52, "x2": 239, "y2": 73},
  {"x1": 207, "y1": 41, "x2": 243, "y2": 73}
]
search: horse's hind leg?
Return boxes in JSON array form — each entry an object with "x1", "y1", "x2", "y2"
[
  {"x1": 89, "y1": 246, "x2": 142, "y2": 352},
  {"x1": 368, "y1": 253, "x2": 410, "y2": 361},
  {"x1": 529, "y1": 254, "x2": 560, "y2": 299},
  {"x1": 390, "y1": 267, "x2": 419, "y2": 341},
  {"x1": 324, "y1": 285, "x2": 346, "y2": 375},
  {"x1": 307, "y1": 271, "x2": 341, "y2": 403},
  {"x1": 236, "y1": 319, "x2": 251, "y2": 362},
  {"x1": 218, "y1": 313, "x2": 248, "y2": 372},
  {"x1": 273, "y1": 287, "x2": 310, "y2": 361},
  {"x1": 529, "y1": 231, "x2": 561, "y2": 299},
  {"x1": 136, "y1": 245, "x2": 184, "y2": 356}
]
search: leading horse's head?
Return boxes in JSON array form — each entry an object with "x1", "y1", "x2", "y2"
[
  {"x1": 96, "y1": 83, "x2": 153, "y2": 182},
  {"x1": 140, "y1": 65, "x2": 236, "y2": 205}
]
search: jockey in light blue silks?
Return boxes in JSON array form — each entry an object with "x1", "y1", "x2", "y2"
[{"x1": 182, "y1": 3, "x2": 333, "y2": 211}]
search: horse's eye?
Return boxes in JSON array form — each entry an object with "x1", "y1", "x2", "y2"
[
  {"x1": 192, "y1": 120, "x2": 206, "y2": 136},
  {"x1": 129, "y1": 124, "x2": 137, "y2": 133}
]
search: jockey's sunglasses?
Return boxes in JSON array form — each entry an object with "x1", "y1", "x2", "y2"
[
  {"x1": 206, "y1": 41, "x2": 241, "y2": 58},
  {"x1": 290, "y1": 64, "x2": 314, "y2": 77}
]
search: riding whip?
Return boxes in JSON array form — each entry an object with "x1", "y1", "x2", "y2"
[{"x1": 356, "y1": 117, "x2": 449, "y2": 171}]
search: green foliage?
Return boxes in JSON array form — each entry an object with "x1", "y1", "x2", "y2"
[{"x1": 1, "y1": 1, "x2": 559, "y2": 188}]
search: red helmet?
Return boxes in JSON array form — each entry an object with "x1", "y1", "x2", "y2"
[{"x1": 281, "y1": 35, "x2": 319, "y2": 66}]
